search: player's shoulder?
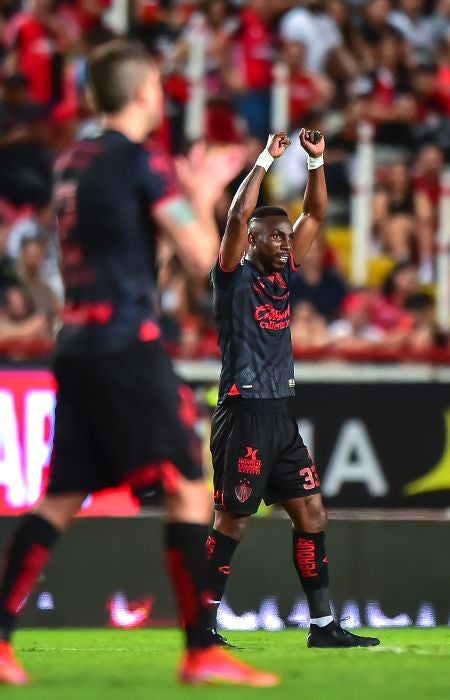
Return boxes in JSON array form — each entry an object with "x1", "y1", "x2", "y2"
[
  {"x1": 142, "y1": 139, "x2": 176, "y2": 176},
  {"x1": 212, "y1": 255, "x2": 245, "y2": 287}
]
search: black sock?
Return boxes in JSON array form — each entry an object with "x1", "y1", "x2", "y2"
[
  {"x1": 292, "y1": 530, "x2": 332, "y2": 620},
  {"x1": 165, "y1": 522, "x2": 215, "y2": 650},
  {"x1": 205, "y1": 529, "x2": 239, "y2": 628},
  {"x1": 0, "y1": 514, "x2": 60, "y2": 642}
]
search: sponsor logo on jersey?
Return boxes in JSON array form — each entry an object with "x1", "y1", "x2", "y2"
[
  {"x1": 238, "y1": 447, "x2": 262, "y2": 475},
  {"x1": 254, "y1": 304, "x2": 290, "y2": 331}
]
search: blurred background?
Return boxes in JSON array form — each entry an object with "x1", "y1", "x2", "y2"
[{"x1": 1, "y1": 0, "x2": 450, "y2": 632}]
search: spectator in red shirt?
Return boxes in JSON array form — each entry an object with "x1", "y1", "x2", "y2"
[
  {"x1": 279, "y1": 41, "x2": 334, "y2": 130},
  {"x1": 227, "y1": 0, "x2": 276, "y2": 139},
  {"x1": 4, "y1": 0, "x2": 69, "y2": 106},
  {"x1": 412, "y1": 143, "x2": 443, "y2": 280}
]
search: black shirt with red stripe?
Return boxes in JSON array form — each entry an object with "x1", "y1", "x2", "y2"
[
  {"x1": 212, "y1": 255, "x2": 297, "y2": 400},
  {"x1": 54, "y1": 129, "x2": 181, "y2": 356}
]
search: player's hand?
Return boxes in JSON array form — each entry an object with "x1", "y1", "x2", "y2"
[
  {"x1": 266, "y1": 132, "x2": 291, "y2": 159},
  {"x1": 175, "y1": 142, "x2": 246, "y2": 206},
  {"x1": 299, "y1": 128, "x2": 325, "y2": 157}
]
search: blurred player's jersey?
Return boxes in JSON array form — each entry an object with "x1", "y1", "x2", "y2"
[
  {"x1": 212, "y1": 256, "x2": 297, "y2": 400},
  {"x1": 53, "y1": 129, "x2": 181, "y2": 355}
]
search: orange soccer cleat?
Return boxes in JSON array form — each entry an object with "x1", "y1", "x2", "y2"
[
  {"x1": 179, "y1": 646, "x2": 280, "y2": 687},
  {"x1": 0, "y1": 641, "x2": 28, "y2": 685}
]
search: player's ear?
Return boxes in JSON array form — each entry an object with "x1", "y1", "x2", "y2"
[{"x1": 248, "y1": 231, "x2": 255, "y2": 247}]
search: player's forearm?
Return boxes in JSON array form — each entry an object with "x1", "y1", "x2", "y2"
[
  {"x1": 302, "y1": 166, "x2": 327, "y2": 224},
  {"x1": 227, "y1": 166, "x2": 266, "y2": 224},
  {"x1": 188, "y1": 197, "x2": 221, "y2": 273}
]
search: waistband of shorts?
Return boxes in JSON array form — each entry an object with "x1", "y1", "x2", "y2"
[{"x1": 225, "y1": 396, "x2": 288, "y2": 413}]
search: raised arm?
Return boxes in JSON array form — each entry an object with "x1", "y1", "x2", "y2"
[
  {"x1": 219, "y1": 132, "x2": 291, "y2": 271},
  {"x1": 292, "y1": 129, "x2": 327, "y2": 265},
  {"x1": 153, "y1": 143, "x2": 245, "y2": 276}
]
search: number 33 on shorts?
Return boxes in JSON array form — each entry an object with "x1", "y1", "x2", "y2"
[{"x1": 300, "y1": 465, "x2": 321, "y2": 490}]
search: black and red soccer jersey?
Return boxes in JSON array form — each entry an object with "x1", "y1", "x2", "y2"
[
  {"x1": 53, "y1": 129, "x2": 181, "y2": 355},
  {"x1": 211, "y1": 255, "x2": 297, "y2": 400}
]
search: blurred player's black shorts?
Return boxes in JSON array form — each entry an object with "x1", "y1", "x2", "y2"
[
  {"x1": 211, "y1": 397, "x2": 321, "y2": 515},
  {"x1": 47, "y1": 341, "x2": 202, "y2": 496}
]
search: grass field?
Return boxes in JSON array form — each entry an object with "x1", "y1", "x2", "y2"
[{"x1": 4, "y1": 628, "x2": 450, "y2": 700}]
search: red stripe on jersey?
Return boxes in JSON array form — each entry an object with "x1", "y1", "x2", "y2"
[
  {"x1": 63, "y1": 302, "x2": 113, "y2": 325},
  {"x1": 139, "y1": 320, "x2": 161, "y2": 342}
]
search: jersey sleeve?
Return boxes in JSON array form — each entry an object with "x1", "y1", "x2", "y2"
[
  {"x1": 211, "y1": 255, "x2": 243, "y2": 290},
  {"x1": 141, "y1": 145, "x2": 183, "y2": 209},
  {"x1": 282, "y1": 253, "x2": 300, "y2": 284}
]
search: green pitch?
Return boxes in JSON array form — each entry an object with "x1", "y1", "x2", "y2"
[{"x1": 4, "y1": 628, "x2": 450, "y2": 700}]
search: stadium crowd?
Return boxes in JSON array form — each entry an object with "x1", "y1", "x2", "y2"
[{"x1": 0, "y1": 0, "x2": 449, "y2": 361}]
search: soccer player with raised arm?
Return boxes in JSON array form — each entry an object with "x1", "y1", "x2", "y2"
[
  {"x1": 0, "y1": 41, "x2": 278, "y2": 687},
  {"x1": 207, "y1": 130, "x2": 380, "y2": 649}
]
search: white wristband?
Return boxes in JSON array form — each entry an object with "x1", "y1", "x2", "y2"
[
  {"x1": 255, "y1": 149, "x2": 274, "y2": 172},
  {"x1": 307, "y1": 154, "x2": 324, "y2": 170}
]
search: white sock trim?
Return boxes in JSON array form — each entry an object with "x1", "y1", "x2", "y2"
[
  {"x1": 255, "y1": 149, "x2": 274, "y2": 172},
  {"x1": 310, "y1": 615, "x2": 334, "y2": 627}
]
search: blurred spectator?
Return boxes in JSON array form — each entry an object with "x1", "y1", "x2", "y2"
[
  {"x1": 4, "y1": 0, "x2": 68, "y2": 106},
  {"x1": 5, "y1": 200, "x2": 62, "y2": 298},
  {"x1": 290, "y1": 236, "x2": 348, "y2": 322},
  {"x1": 290, "y1": 301, "x2": 330, "y2": 354},
  {"x1": 403, "y1": 291, "x2": 447, "y2": 351},
  {"x1": 412, "y1": 143, "x2": 443, "y2": 280},
  {"x1": 229, "y1": 0, "x2": 276, "y2": 139},
  {"x1": 372, "y1": 160, "x2": 434, "y2": 280},
  {"x1": 279, "y1": 0, "x2": 357, "y2": 79},
  {"x1": 373, "y1": 260, "x2": 418, "y2": 333},
  {"x1": 0, "y1": 218, "x2": 17, "y2": 290},
  {"x1": 0, "y1": 73, "x2": 52, "y2": 206},
  {"x1": 0, "y1": 283, "x2": 49, "y2": 356},
  {"x1": 358, "y1": 0, "x2": 393, "y2": 71},
  {"x1": 388, "y1": 0, "x2": 435, "y2": 64},
  {"x1": 329, "y1": 290, "x2": 385, "y2": 350},
  {"x1": 353, "y1": 28, "x2": 416, "y2": 151},
  {"x1": 17, "y1": 236, "x2": 60, "y2": 335},
  {"x1": 279, "y1": 41, "x2": 334, "y2": 129}
]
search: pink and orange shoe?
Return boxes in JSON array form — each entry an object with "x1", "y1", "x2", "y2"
[
  {"x1": 179, "y1": 646, "x2": 279, "y2": 687},
  {"x1": 0, "y1": 641, "x2": 28, "y2": 685}
]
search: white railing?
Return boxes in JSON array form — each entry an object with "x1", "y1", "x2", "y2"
[
  {"x1": 437, "y1": 168, "x2": 450, "y2": 331},
  {"x1": 350, "y1": 122, "x2": 374, "y2": 286}
]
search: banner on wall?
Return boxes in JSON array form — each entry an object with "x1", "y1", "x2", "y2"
[
  {"x1": 0, "y1": 370, "x2": 139, "y2": 516},
  {"x1": 1, "y1": 368, "x2": 450, "y2": 514},
  {"x1": 0, "y1": 517, "x2": 446, "y2": 630}
]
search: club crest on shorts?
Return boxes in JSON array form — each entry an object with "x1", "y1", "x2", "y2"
[{"x1": 235, "y1": 481, "x2": 253, "y2": 503}]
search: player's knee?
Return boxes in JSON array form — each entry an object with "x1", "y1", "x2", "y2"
[
  {"x1": 214, "y1": 511, "x2": 248, "y2": 541},
  {"x1": 307, "y1": 501, "x2": 327, "y2": 531},
  {"x1": 166, "y1": 477, "x2": 212, "y2": 524}
]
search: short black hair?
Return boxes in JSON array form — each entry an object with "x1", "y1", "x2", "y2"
[
  {"x1": 88, "y1": 40, "x2": 154, "y2": 114},
  {"x1": 249, "y1": 206, "x2": 289, "y2": 223}
]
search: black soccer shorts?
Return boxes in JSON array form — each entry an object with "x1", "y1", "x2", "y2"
[
  {"x1": 47, "y1": 341, "x2": 203, "y2": 497},
  {"x1": 210, "y1": 396, "x2": 321, "y2": 515}
]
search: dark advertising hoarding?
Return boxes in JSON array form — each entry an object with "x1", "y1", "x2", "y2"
[
  {"x1": 0, "y1": 517, "x2": 447, "y2": 630},
  {"x1": 291, "y1": 382, "x2": 450, "y2": 508}
]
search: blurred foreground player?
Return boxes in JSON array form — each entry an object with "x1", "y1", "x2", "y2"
[
  {"x1": 0, "y1": 41, "x2": 278, "y2": 687},
  {"x1": 207, "y1": 130, "x2": 380, "y2": 649}
]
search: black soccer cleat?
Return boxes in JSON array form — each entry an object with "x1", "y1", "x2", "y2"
[
  {"x1": 307, "y1": 621, "x2": 380, "y2": 648},
  {"x1": 210, "y1": 629, "x2": 242, "y2": 649}
]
